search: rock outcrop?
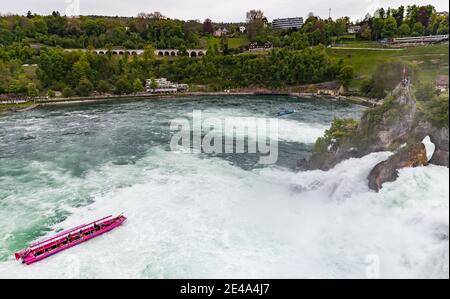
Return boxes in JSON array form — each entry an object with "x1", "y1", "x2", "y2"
[
  {"x1": 308, "y1": 85, "x2": 419, "y2": 171},
  {"x1": 413, "y1": 121, "x2": 449, "y2": 167},
  {"x1": 367, "y1": 143, "x2": 429, "y2": 192},
  {"x1": 305, "y1": 83, "x2": 449, "y2": 191}
]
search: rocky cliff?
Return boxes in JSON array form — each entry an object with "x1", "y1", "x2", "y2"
[{"x1": 305, "y1": 84, "x2": 449, "y2": 191}]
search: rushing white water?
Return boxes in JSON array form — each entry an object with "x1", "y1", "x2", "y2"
[
  {"x1": 0, "y1": 97, "x2": 448, "y2": 278},
  {"x1": 187, "y1": 107, "x2": 329, "y2": 144},
  {"x1": 0, "y1": 149, "x2": 448, "y2": 279}
]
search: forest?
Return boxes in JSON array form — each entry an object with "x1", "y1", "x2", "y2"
[
  {"x1": 0, "y1": 4, "x2": 448, "y2": 97},
  {"x1": 0, "y1": 44, "x2": 346, "y2": 96}
]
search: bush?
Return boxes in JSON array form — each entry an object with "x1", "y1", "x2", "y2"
[
  {"x1": 97, "y1": 80, "x2": 111, "y2": 93},
  {"x1": 114, "y1": 77, "x2": 133, "y2": 94},
  {"x1": 26, "y1": 83, "x2": 39, "y2": 97},
  {"x1": 362, "y1": 61, "x2": 416, "y2": 99},
  {"x1": 76, "y1": 77, "x2": 94, "y2": 96},
  {"x1": 312, "y1": 118, "x2": 359, "y2": 155},
  {"x1": 360, "y1": 78, "x2": 375, "y2": 95},
  {"x1": 338, "y1": 65, "x2": 354, "y2": 89},
  {"x1": 47, "y1": 89, "x2": 56, "y2": 98},
  {"x1": 420, "y1": 93, "x2": 449, "y2": 128},
  {"x1": 132, "y1": 78, "x2": 143, "y2": 92},
  {"x1": 415, "y1": 82, "x2": 436, "y2": 102},
  {"x1": 62, "y1": 87, "x2": 75, "y2": 98}
]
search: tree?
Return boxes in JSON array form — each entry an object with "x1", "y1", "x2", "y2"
[
  {"x1": 246, "y1": 10, "x2": 265, "y2": 23},
  {"x1": 143, "y1": 44, "x2": 156, "y2": 61},
  {"x1": 417, "y1": 5, "x2": 433, "y2": 27},
  {"x1": 360, "y1": 78, "x2": 375, "y2": 95},
  {"x1": 97, "y1": 80, "x2": 111, "y2": 93},
  {"x1": 72, "y1": 55, "x2": 92, "y2": 83},
  {"x1": 372, "y1": 18, "x2": 385, "y2": 40},
  {"x1": 415, "y1": 82, "x2": 436, "y2": 102},
  {"x1": 334, "y1": 18, "x2": 348, "y2": 36},
  {"x1": 421, "y1": 93, "x2": 449, "y2": 128},
  {"x1": 377, "y1": 8, "x2": 386, "y2": 19},
  {"x1": 82, "y1": 19, "x2": 105, "y2": 36},
  {"x1": 115, "y1": 77, "x2": 133, "y2": 94},
  {"x1": 398, "y1": 23, "x2": 411, "y2": 36},
  {"x1": 203, "y1": 19, "x2": 213, "y2": 34},
  {"x1": 383, "y1": 16, "x2": 398, "y2": 38},
  {"x1": 411, "y1": 22, "x2": 425, "y2": 36},
  {"x1": 133, "y1": 78, "x2": 143, "y2": 92},
  {"x1": 137, "y1": 12, "x2": 165, "y2": 20},
  {"x1": 27, "y1": 83, "x2": 39, "y2": 97},
  {"x1": 33, "y1": 18, "x2": 48, "y2": 34},
  {"x1": 338, "y1": 65, "x2": 354, "y2": 89},
  {"x1": 150, "y1": 78, "x2": 158, "y2": 90},
  {"x1": 247, "y1": 19, "x2": 266, "y2": 42},
  {"x1": 437, "y1": 19, "x2": 449, "y2": 35},
  {"x1": 220, "y1": 36, "x2": 229, "y2": 54},
  {"x1": 391, "y1": 6, "x2": 405, "y2": 27},
  {"x1": 47, "y1": 89, "x2": 56, "y2": 98},
  {"x1": 360, "y1": 24, "x2": 372, "y2": 40},
  {"x1": 62, "y1": 87, "x2": 75, "y2": 98},
  {"x1": 406, "y1": 5, "x2": 419, "y2": 27},
  {"x1": 372, "y1": 61, "x2": 414, "y2": 97},
  {"x1": 76, "y1": 77, "x2": 93, "y2": 96}
]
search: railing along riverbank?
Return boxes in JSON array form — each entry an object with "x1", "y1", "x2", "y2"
[{"x1": 1, "y1": 91, "x2": 381, "y2": 114}]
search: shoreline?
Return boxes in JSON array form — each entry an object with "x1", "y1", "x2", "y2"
[{"x1": 0, "y1": 91, "x2": 381, "y2": 115}]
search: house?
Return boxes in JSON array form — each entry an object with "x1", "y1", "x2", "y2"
[
  {"x1": 248, "y1": 41, "x2": 273, "y2": 52},
  {"x1": 145, "y1": 78, "x2": 188, "y2": 93},
  {"x1": 239, "y1": 26, "x2": 246, "y2": 33},
  {"x1": 272, "y1": 17, "x2": 304, "y2": 30},
  {"x1": 213, "y1": 27, "x2": 228, "y2": 37},
  {"x1": 436, "y1": 75, "x2": 449, "y2": 93},
  {"x1": 316, "y1": 81, "x2": 345, "y2": 97},
  {"x1": 347, "y1": 25, "x2": 361, "y2": 34}
]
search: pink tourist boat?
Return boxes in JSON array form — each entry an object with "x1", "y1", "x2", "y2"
[{"x1": 15, "y1": 214, "x2": 126, "y2": 265}]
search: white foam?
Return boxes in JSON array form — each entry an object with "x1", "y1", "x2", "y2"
[
  {"x1": 422, "y1": 136, "x2": 436, "y2": 162},
  {"x1": 185, "y1": 108, "x2": 328, "y2": 144},
  {"x1": 0, "y1": 149, "x2": 447, "y2": 279}
]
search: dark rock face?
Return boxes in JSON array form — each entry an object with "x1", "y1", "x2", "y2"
[
  {"x1": 367, "y1": 143, "x2": 429, "y2": 192},
  {"x1": 361, "y1": 86, "x2": 417, "y2": 152}
]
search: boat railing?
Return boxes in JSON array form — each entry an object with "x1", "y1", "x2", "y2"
[{"x1": 29, "y1": 215, "x2": 113, "y2": 249}]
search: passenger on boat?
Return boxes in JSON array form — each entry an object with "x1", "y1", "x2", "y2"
[{"x1": 94, "y1": 223, "x2": 100, "y2": 231}]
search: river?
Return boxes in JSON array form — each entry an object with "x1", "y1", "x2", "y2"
[{"x1": 0, "y1": 96, "x2": 448, "y2": 278}]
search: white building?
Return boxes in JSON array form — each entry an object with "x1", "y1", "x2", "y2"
[
  {"x1": 272, "y1": 17, "x2": 304, "y2": 30},
  {"x1": 145, "y1": 78, "x2": 189, "y2": 93},
  {"x1": 347, "y1": 25, "x2": 361, "y2": 34}
]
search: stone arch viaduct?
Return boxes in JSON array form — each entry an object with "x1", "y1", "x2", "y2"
[{"x1": 64, "y1": 49, "x2": 207, "y2": 58}]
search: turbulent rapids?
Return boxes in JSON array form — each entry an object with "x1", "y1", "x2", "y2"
[{"x1": 0, "y1": 96, "x2": 448, "y2": 278}]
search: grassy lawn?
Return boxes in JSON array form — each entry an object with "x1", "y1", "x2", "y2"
[
  {"x1": 327, "y1": 43, "x2": 449, "y2": 89},
  {"x1": 0, "y1": 101, "x2": 34, "y2": 111},
  {"x1": 206, "y1": 36, "x2": 249, "y2": 49},
  {"x1": 334, "y1": 40, "x2": 386, "y2": 48}
]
